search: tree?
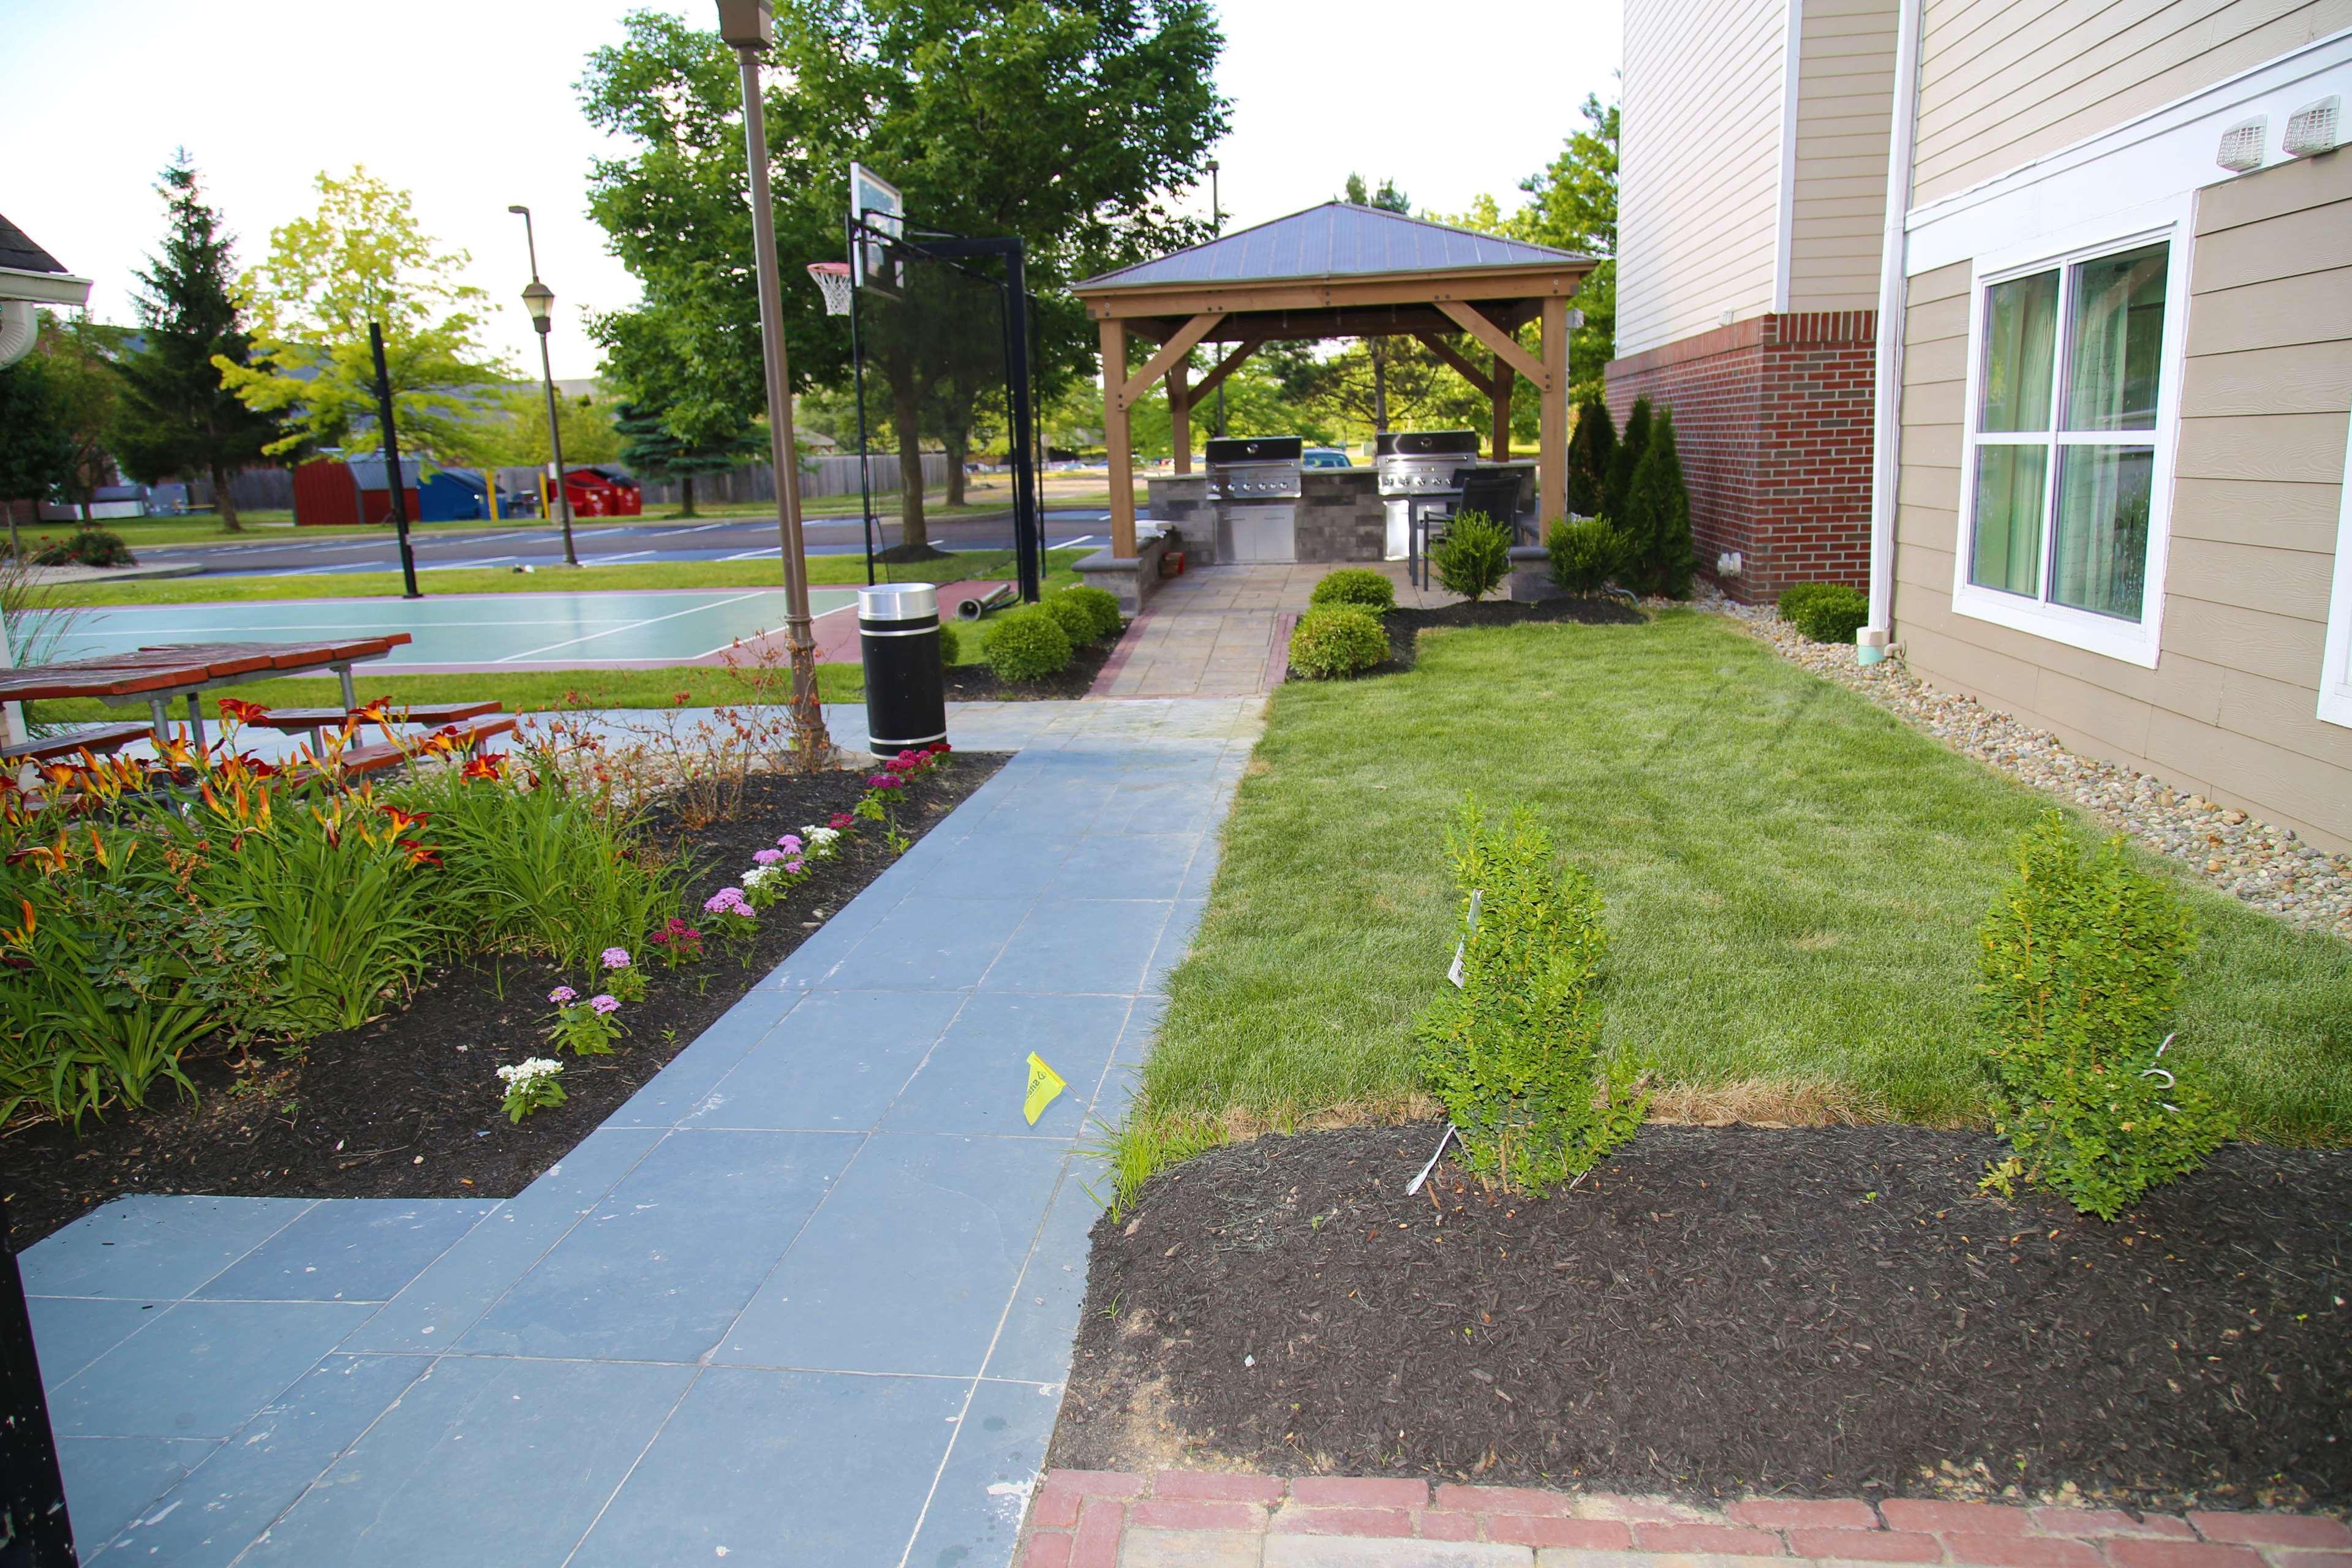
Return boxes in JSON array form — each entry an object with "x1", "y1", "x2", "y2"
[
  {"x1": 1622, "y1": 405, "x2": 1694, "y2": 598},
  {"x1": 24, "y1": 313, "x2": 127, "y2": 512},
  {"x1": 219, "y1": 167, "x2": 508, "y2": 466},
  {"x1": 110, "y1": 152, "x2": 284, "y2": 531},
  {"x1": 0, "y1": 356, "x2": 75, "y2": 555},
  {"x1": 1566, "y1": 394, "x2": 1615, "y2": 517},
  {"x1": 497, "y1": 388, "x2": 620, "y2": 469},
  {"x1": 615, "y1": 398, "x2": 758, "y2": 518},
  {"x1": 1342, "y1": 173, "x2": 1416, "y2": 432},
  {"x1": 1607, "y1": 395, "x2": 1651, "y2": 526},
  {"x1": 579, "y1": 2, "x2": 1229, "y2": 552}
]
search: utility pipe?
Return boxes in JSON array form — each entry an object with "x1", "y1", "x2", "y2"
[{"x1": 1863, "y1": 0, "x2": 1925, "y2": 661}]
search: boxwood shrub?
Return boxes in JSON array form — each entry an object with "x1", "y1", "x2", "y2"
[
  {"x1": 1778, "y1": 581, "x2": 1869, "y2": 644},
  {"x1": 1059, "y1": 585, "x2": 1124, "y2": 642},
  {"x1": 1308, "y1": 567, "x2": 1396, "y2": 613},
  {"x1": 984, "y1": 605, "x2": 1074, "y2": 682},
  {"x1": 936, "y1": 618, "x2": 962, "y2": 666},
  {"x1": 1433, "y1": 511, "x2": 1512, "y2": 602},
  {"x1": 1545, "y1": 517, "x2": 1623, "y2": 594},
  {"x1": 1038, "y1": 592, "x2": 1100, "y2": 649},
  {"x1": 1288, "y1": 603, "x2": 1389, "y2": 679}
]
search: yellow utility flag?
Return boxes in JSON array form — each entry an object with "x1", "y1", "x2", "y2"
[{"x1": 1023, "y1": 1052, "x2": 1068, "y2": 1126}]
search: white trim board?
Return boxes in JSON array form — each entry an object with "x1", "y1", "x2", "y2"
[
  {"x1": 2320, "y1": 404, "x2": 2352, "y2": 730},
  {"x1": 1772, "y1": 0, "x2": 1804, "y2": 315},
  {"x1": 1904, "y1": 29, "x2": 2352, "y2": 277}
]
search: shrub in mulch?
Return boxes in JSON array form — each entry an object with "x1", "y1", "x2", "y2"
[
  {"x1": 1053, "y1": 1122, "x2": 2350, "y2": 1511},
  {"x1": 1287, "y1": 594, "x2": 1646, "y2": 682},
  {"x1": 0, "y1": 756, "x2": 1006, "y2": 1249}
]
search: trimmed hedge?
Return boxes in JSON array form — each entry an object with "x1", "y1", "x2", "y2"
[
  {"x1": 1308, "y1": 568, "x2": 1396, "y2": 613},
  {"x1": 984, "y1": 605, "x2": 1074, "y2": 682},
  {"x1": 1287, "y1": 604, "x2": 1389, "y2": 679},
  {"x1": 936, "y1": 619, "x2": 962, "y2": 666},
  {"x1": 1039, "y1": 592, "x2": 1100, "y2": 649},
  {"x1": 1778, "y1": 581, "x2": 1869, "y2": 644},
  {"x1": 1058, "y1": 584, "x2": 1124, "y2": 643},
  {"x1": 1432, "y1": 512, "x2": 1512, "y2": 603},
  {"x1": 1545, "y1": 517, "x2": 1623, "y2": 594}
]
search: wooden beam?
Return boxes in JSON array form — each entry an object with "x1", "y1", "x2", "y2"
[
  {"x1": 1101, "y1": 317, "x2": 1137, "y2": 557},
  {"x1": 1189, "y1": 336, "x2": 1264, "y2": 402},
  {"x1": 1539, "y1": 297, "x2": 1569, "y2": 526},
  {"x1": 1437, "y1": 300, "x2": 1549, "y2": 390},
  {"x1": 1170, "y1": 359, "x2": 1192, "y2": 476},
  {"x1": 1490, "y1": 358, "x2": 1515, "y2": 463},
  {"x1": 1080, "y1": 266, "x2": 1591, "y2": 320},
  {"x1": 1118, "y1": 312, "x2": 1223, "y2": 410},
  {"x1": 1413, "y1": 333, "x2": 1493, "y2": 397}
]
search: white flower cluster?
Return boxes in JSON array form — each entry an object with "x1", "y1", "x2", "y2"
[
  {"x1": 801, "y1": 824, "x2": 843, "y2": 851},
  {"x1": 497, "y1": 1057, "x2": 564, "y2": 1088}
]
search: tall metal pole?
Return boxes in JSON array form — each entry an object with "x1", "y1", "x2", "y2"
[
  {"x1": 368, "y1": 322, "x2": 423, "y2": 600},
  {"x1": 1208, "y1": 160, "x2": 1226, "y2": 439},
  {"x1": 848, "y1": 216, "x2": 878, "y2": 587},
  {"x1": 1001, "y1": 251, "x2": 1042, "y2": 603},
  {"x1": 510, "y1": 206, "x2": 579, "y2": 567},
  {"x1": 730, "y1": 36, "x2": 831, "y2": 766}
]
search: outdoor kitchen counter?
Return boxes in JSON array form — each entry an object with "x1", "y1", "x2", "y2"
[{"x1": 1145, "y1": 469, "x2": 1386, "y2": 565}]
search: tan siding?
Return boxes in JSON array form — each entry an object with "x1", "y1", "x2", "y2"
[
  {"x1": 1618, "y1": 0, "x2": 1788, "y2": 355},
  {"x1": 1789, "y1": 0, "x2": 1899, "y2": 312},
  {"x1": 1888, "y1": 159, "x2": 2352, "y2": 849},
  {"x1": 1912, "y1": 0, "x2": 2352, "y2": 205}
]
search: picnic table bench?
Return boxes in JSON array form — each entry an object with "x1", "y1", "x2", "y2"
[
  {"x1": 0, "y1": 636, "x2": 413, "y2": 749},
  {"x1": 1, "y1": 722, "x2": 156, "y2": 766}
]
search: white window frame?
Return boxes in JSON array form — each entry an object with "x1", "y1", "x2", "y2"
[
  {"x1": 1950, "y1": 196, "x2": 2195, "y2": 669},
  {"x1": 2320, "y1": 401, "x2": 2352, "y2": 729}
]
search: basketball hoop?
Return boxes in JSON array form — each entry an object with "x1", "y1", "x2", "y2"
[{"x1": 807, "y1": 260, "x2": 854, "y2": 316}]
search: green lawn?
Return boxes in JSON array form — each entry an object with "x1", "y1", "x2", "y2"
[
  {"x1": 1138, "y1": 611, "x2": 2351, "y2": 1174},
  {"x1": 34, "y1": 549, "x2": 1087, "y2": 608}
]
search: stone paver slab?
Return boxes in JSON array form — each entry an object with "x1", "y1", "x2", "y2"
[
  {"x1": 823, "y1": 894, "x2": 1033, "y2": 991},
  {"x1": 881, "y1": 992, "x2": 1133, "y2": 1138},
  {"x1": 905, "y1": 1374, "x2": 1065, "y2": 1568},
  {"x1": 1268, "y1": 1537, "x2": 1532, "y2": 1566},
  {"x1": 690, "y1": 988, "x2": 967, "y2": 1131},
  {"x1": 21, "y1": 1196, "x2": 314, "y2": 1300},
  {"x1": 195, "y1": 1199, "x2": 494, "y2": 1304},
  {"x1": 25, "y1": 1296, "x2": 163, "y2": 1394},
  {"x1": 54, "y1": 1435, "x2": 222, "y2": 1550},
  {"x1": 982, "y1": 1159, "x2": 1110, "y2": 1385},
  {"x1": 49, "y1": 1300, "x2": 373, "y2": 1439},
  {"x1": 982, "y1": 897, "x2": 1171, "y2": 994}
]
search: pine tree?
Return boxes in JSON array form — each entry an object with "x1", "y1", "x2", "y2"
[
  {"x1": 1565, "y1": 395, "x2": 1615, "y2": 518},
  {"x1": 614, "y1": 399, "x2": 758, "y2": 519},
  {"x1": 110, "y1": 152, "x2": 282, "y2": 531},
  {"x1": 1604, "y1": 395, "x2": 1651, "y2": 524},
  {"x1": 1623, "y1": 406, "x2": 1695, "y2": 598}
]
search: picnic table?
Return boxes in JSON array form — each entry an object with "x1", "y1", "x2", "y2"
[{"x1": 0, "y1": 636, "x2": 412, "y2": 751}]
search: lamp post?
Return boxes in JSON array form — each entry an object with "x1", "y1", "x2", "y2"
[
  {"x1": 507, "y1": 205, "x2": 580, "y2": 568},
  {"x1": 715, "y1": 0, "x2": 830, "y2": 766},
  {"x1": 1207, "y1": 159, "x2": 1225, "y2": 438}
]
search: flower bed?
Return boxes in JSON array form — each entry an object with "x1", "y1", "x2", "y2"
[{"x1": 0, "y1": 725, "x2": 1002, "y2": 1246}]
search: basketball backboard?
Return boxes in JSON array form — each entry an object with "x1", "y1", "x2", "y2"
[{"x1": 849, "y1": 162, "x2": 903, "y2": 296}]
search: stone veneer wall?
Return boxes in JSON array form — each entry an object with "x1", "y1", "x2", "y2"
[
  {"x1": 1604, "y1": 311, "x2": 1877, "y2": 603},
  {"x1": 1294, "y1": 472, "x2": 1385, "y2": 563}
]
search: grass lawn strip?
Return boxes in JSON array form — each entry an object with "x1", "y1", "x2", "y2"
[
  {"x1": 1137, "y1": 611, "x2": 2350, "y2": 1165},
  {"x1": 1055, "y1": 1124, "x2": 2348, "y2": 1506},
  {"x1": 0, "y1": 756, "x2": 1005, "y2": 1248}
]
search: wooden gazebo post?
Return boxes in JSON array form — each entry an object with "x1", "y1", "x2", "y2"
[
  {"x1": 1539, "y1": 297, "x2": 1569, "y2": 526},
  {"x1": 1170, "y1": 359, "x2": 1193, "y2": 475},
  {"x1": 1490, "y1": 359, "x2": 1515, "y2": 462},
  {"x1": 1101, "y1": 317, "x2": 1136, "y2": 558}
]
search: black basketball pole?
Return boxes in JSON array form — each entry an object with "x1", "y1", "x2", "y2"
[
  {"x1": 1000, "y1": 250, "x2": 1042, "y2": 604},
  {"x1": 846, "y1": 215, "x2": 878, "y2": 587},
  {"x1": 368, "y1": 323, "x2": 423, "y2": 600}
]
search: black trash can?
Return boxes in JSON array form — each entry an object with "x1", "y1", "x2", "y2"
[{"x1": 858, "y1": 582, "x2": 948, "y2": 757}]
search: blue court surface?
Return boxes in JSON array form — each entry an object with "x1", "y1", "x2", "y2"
[{"x1": 53, "y1": 589, "x2": 864, "y2": 672}]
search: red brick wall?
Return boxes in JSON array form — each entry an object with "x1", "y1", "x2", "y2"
[{"x1": 1604, "y1": 312, "x2": 1876, "y2": 603}]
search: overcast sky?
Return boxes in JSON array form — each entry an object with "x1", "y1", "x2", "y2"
[{"x1": 1, "y1": 0, "x2": 1619, "y2": 382}]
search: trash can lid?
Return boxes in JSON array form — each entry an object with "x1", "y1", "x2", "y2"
[{"x1": 858, "y1": 582, "x2": 938, "y2": 622}]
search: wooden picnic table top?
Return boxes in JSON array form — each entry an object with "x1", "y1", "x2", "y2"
[{"x1": 0, "y1": 636, "x2": 413, "y2": 703}]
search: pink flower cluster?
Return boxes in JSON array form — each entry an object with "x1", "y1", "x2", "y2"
[
  {"x1": 650, "y1": 917, "x2": 701, "y2": 949},
  {"x1": 704, "y1": 887, "x2": 754, "y2": 918},
  {"x1": 601, "y1": 947, "x2": 632, "y2": 971},
  {"x1": 548, "y1": 986, "x2": 577, "y2": 1005},
  {"x1": 829, "y1": 812, "x2": 854, "y2": 830},
  {"x1": 589, "y1": 995, "x2": 621, "y2": 1016}
]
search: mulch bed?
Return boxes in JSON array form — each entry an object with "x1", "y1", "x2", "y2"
[
  {"x1": 1053, "y1": 1123, "x2": 2351, "y2": 1510},
  {"x1": 1, "y1": 754, "x2": 1006, "y2": 1250},
  {"x1": 1289, "y1": 594, "x2": 1648, "y2": 682}
]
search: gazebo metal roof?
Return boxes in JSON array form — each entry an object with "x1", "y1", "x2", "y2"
[{"x1": 1075, "y1": 203, "x2": 1590, "y2": 292}]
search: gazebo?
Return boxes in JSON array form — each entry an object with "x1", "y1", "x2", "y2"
[{"x1": 1071, "y1": 202, "x2": 1597, "y2": 568}]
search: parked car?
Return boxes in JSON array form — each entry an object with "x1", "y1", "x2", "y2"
[{"x1": 1302, "y1": 447, "x2": 1353, "y2": 469}]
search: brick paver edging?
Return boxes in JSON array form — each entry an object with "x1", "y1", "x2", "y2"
[{"x1": 1020, "y1": 1471, "x2": 2352, "y2": 1568}]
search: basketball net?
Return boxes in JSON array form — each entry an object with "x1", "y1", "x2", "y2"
[{"x1": 807, "y1": 261, "x2": 854, "y2": 316}]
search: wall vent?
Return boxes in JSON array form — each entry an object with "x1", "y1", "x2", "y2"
[
  {"x1": 2285, "y1": 96, "x2": 2341, "y2": 157},
  {"x1": 2215, "y1": 116, "x2": 2267, "y2": 172}
]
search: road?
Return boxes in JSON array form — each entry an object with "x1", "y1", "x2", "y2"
[{"x1": 133, "y1": 507, "x2": 1116, "y2": 579}]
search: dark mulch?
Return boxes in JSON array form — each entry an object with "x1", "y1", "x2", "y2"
[
  {"x1": 1, "y1": 755, "x2": 1006, "y2": 1250},
  {"x1": 872, "y1": 542, "x2": 958, "y2": 564},
  {"x1": 1054, "y1": 1123, "x2": 2351, "y2": 1510},
  {"x1": 1289, "y1": 594, "x2": 1648, "y2": 682},
  {"x1": 943, "y1": 622, "x2": 1126, "y2": 701}
]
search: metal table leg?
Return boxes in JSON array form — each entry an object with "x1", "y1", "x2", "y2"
[
  {"x1": 148, "y1": 696, "x2": 170, "y2": 745},
  {"x1": 185, "y1": 692, "x2": 206, "y2": 753},
  {"x1": 336, "y1": 663, "x2": 356, "y2": 712}
]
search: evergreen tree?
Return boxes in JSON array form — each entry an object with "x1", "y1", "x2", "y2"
[
  {"x1": 1623, "y1": 406, "x2": 1694, "y2": 598},
  {"x1": 614, "y1": 398, "x2": 758, "y2": 518},
  {"x1": 111, "y1": 153, "x2": 282, "y2": 530},
  {"x1": 0, "y1": 356, "x2": 76, "y2": 557},
  {"x1": 1565, "y1": 395, "x2": 1615, "y2": 518},
  {"x1": 1605, "y1": 395, "x2": 1651, "y2": 526}
]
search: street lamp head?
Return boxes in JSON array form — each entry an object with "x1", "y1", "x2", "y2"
[
  {"x1": 714, "y1": 0, "x2": 773, "y2": 48},
  {"x1": 1205, "y1": 159, "x2": 1219, "y2": 175},
  {"x1": 521, "y1": 279, "x2": 555, "y2": 334},
  {"x1": 507, "y1": 204, "x2": 530, "y2": 216}
]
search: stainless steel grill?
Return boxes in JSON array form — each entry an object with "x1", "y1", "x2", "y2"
[
  {"x1": 1374, "y1": 429, "x2": 1482, "y2": 499},
  {"x1": 1205, "y1": 436, "x2": 1305, "y2": 500}
]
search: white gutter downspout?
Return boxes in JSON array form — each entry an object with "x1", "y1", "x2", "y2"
[{"x1": 1863, "y1": 0, "x2": 1924, "y2": 662}]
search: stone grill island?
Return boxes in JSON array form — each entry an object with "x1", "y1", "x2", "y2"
[{"x1": 1068, "y1": 202, "x2": 1596, "y2": 612}]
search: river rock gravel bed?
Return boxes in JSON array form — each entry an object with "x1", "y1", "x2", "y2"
[{"x1": 1706, "y1": 594, "x2": 2351, "y2": 943}]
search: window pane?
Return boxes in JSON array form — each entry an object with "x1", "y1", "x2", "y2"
[
  {"x1": 1969, "y1": 445, "x2": 2046, "y2": 595},
  {"x1": 2050, "y1": 446, "x2": 2153, "y2": 620},
  {"x1": 1979, "y1": 270, "x2": 2057, "y2": 432},
  {"x1": 2064, "y1": 243, "x2": 2168, "y2": 432}
]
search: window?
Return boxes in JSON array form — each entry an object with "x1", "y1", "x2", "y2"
[{"x1": 1954, "y1": 224, "x2": 2185, "y2": 666}]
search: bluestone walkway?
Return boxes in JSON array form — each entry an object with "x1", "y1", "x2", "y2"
[{"x1": 20, "y1": 696, "x2": 1264, "y2": 1567}]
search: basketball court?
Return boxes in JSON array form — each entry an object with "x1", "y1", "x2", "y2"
[{"x1": 53, "y1": 588, "x2": 864, "y2": 673}]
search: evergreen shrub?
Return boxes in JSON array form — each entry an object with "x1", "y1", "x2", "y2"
[
  {"x1": 1432, "y1": 511, "x2": 1511, "y2": 602},
  {"x1": 1777, "y1": 582, "x2": 1869, "y2": 644},
  {"x1": 1545, "y1": 517, "x2": 1623, "y2": 594},
  {"x1": 984, "y1": 605, "x2": 1073, "y2": 682},
  {"x1": 1308, "y1": 567, "x2": 1396, "y2": 613},
  {"x1": 1287, "y1": 604, "x2": 1389, "y2": 679}
]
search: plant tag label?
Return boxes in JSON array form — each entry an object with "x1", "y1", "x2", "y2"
[
  {"x1": 1023, "y1": 1052, "x2": 1067, "y2": 1126},
  {"x1": 1447, "y1": 889, "x2": 1482, "y2": 989}
]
